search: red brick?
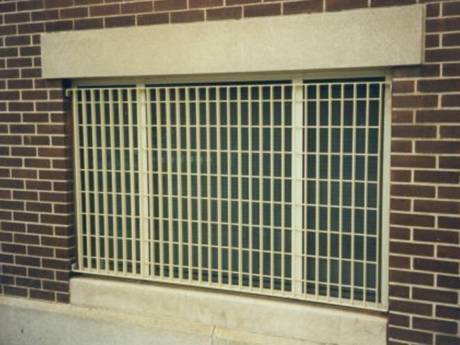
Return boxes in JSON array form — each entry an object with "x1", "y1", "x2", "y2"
[
  {"x1": 105, "y1": 15, "x2": 135, "y2": 28},
  {"x1": 391, "y1": 170, "x2": 411, "y2": 182},
  {"x1": 154, "y1": 0, "x2": 187, "y2": 11},
  {"x1": 414, "y1": 200, "x2": 459, "y2": 214},
  {"x1": 414, "y1": 229, "x2": 458, "y2": 244},
  {"x1": 442, "y1": 94, "x2": 460, "y2": 107},
  {"x1": 425, "y1": 34, "x2": 439, "y2": 48},
  {"x1": 443, "y1": 32, "x2": 460, "y2": 47},
  {"x1": 415, "y1": 170, "x2": 459, "y2": 184},
  {"x1": 438, "y1": 275, "x2": 460, "y2": 289},
  {"x1": 413, "y1": 287, "x2": 458, "y2": 304},
  {"x1": 206, "y1": 7, "x2": 242, "y2": 21},
  {"x1": 391, "y1": 155, "x2": 436, "y2": 168},
  {"x1": 389, "y1": 285, "x2": 409, "y2": 299},
  {"x1": 415, "y1": 140, "x2": 460, "y2": 153},
  {"x1": 427, "y1": 17, "x2": 460, "y2": 33},
  {"x1": 16, "y1": 277, "x2": 41, "y2": 289},
  {"x1": 435, "y1": 335, "x2": 460, "y2": 345},
  {"x1": 391, "y1": 184, "x2": 435, "y2": 198},
  {"x1": 414, "y1": 258, "x2": 458, "y2": 274},
  {"x1": 57, "y1": 293, "x2": 70, "y2": 303},
  {"x1": 45, "y1": 20, "x2": 73, "y2": 32},
  {"x1": 390, "y1": 241, "x2": 434, "y2": 256},
  {"x1": 436, "y1": 305, "x2": 460, "y2": 320},
  {"x1": 418, "y1": 79, "x2": 460, "y2": 93},
  {"x1": 371, "y1": 0, "x2": 415, "y2": 7},
  {"x1": 391, "y1": 140, "x2": 412, "y2": 153},
  {"x1": 30, "y1": 289, "x2": 55, "y2": 301},
  {"x1": 392, "y1": 126, "x2": 436, "y2": 138},
  {"x1": 392, "y1": 80, "x2": 414, "y2": 94},
  {"x1": 413, "y1": 317, "x2": 457, "y2": 336},
  {"x1": 60, "y1": 7, "x2": 89, "y2": 19},
  {"x1": 426, "y1": 48, "x2": 460, "y2": 62},
  {"x1": 121, "y1": 1, "x2": 153, "y2": 14},
  {"x1": 326, "y1": 0, "x2": 367, "y2": 11},
  {"x1": 42, "y1": 258, "x2": 70, "y2": 270},
  {"x1": 438, "y1": 216, "x2": 460, "y2": 230},
  {"x1": 43, "y1": 281, "x2": 69, "y2": 293},
  {"x1": 443, "y1": 2, "x2": 460, "y2": 16},
  {"x1": 4, "y1": 286, "x2": 28, "y2": 297},
  {"x1": 283, "y1": 0, "x2": 323, "y2": 15},
  {"x1": 32, "y1": 9, "x2": 59, "y2": 21},
  {"x1": 74, "y1": 18, "x2": 104, "y2": 30},
  {"x1": 15, "y1": 255, "x2": 41, "y2": 267},
  {"x1": 389, "y1": 255, "x2": 410, "y2": 269},
  {"x1": 392, "y1": 95, "x2": 438, "y2": 108},
  {"x1": 170, "y1": 10, "x2": 204, "y2": 23},
  {"x1": 390, "y1": 198, "x2": 411, "y2": 211},
  {"x1": 443, "y1": 63, "x2": 460, "y2": 76},
  {"x1": 389, "y1": 300, "x2": 433, "y2": 316},
  {"x1": 391, "y1": 110, "x2": 414, "y2": 123},
  {"x1": 137, "y1": 12, "x2": 169, "y2": 25},
  {"x1": 45, "y1": 0, "x2": 74, "y2": 9},
  {"x1": 0, "y1": 2, "x2": 16, "y2": 12},
  {"x1": 5, "y1": 12, "x2": 30, "y2": 24},
  {"x1": 244, "y1": 3, "x2": 280, "y2": 17},
  {"x1": 189, "y1": 0, "x2": 222, "y2": 7},
  {"x1": 438, "y1": 245, "x2": 460, "y2": 260}
]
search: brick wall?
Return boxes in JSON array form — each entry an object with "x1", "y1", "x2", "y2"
[{"x1": 0, "y1": 1, "x2": 458, "y2": 344}]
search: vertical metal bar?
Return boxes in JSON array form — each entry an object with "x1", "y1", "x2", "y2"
[
  {"x1": 237, "y1": 86, "x2": 243, "y2": 288},
  {"x1": 338, "y1": 84, "x2": 344, "y2": 303},
  {"x1": 81, "y1": 90, "x2": 92, "y2": 270},
  {"x1": 303, "y1": 85, "x2": 308, "y2": 296},
  {"x1": 72, "y1": 90, "x2": 84, "y2": 271},
  {"x1": 280, "y1": 85, "x2": 285, "y2": 293},
  {"x1": 350, "y1": 83, "x2": 357, "y2": 304},
  {"x1": 175, "y1": 88, "x2": 184, "y2": 281},
  {"x1": 185, "y1": 88, "x2": 193, "y2": 282},
  {"x1": 270, "y1": 85, "x2": 275, "y2": 292},
  {"x1": 363, "y1": 83, "x2": 370, "y2": 305},
  {"x1": 155, "y1": 88, "x2": 165, "y2": 279},
  {"x1": 206, "y1": 87, "x2": 212, "y2": 284},
  {"x1": 216, "y1": 86, "x2": 222, "y2": 286},
  {"x1": 314, "y1": 84, "x2": 320, "y2": 298},
  {"x1": 327, "y1": 84, "x2": 332, "y2": 300},
  {"x1": 146, "y1": 88, "x2": 155, "y2": 278},
  {"x1": 248, "y1": 86, "x2": 253, "y2": 289},
  {"x1": 292, "y1": 79, "x2": 303, "y2": 296},
  {"x1": 380, "y1": 80, "x2": 391, "y2": 310},
  {"x1": 109, "y1": 90, "x2": 118, "y2": 273},
  {"x1": 118, "y1": 89, "x2": 128, "y2": 275},
  {"x1": 90, "y1": 89, "x2": 101, "y2": 271},
  {"x1": 165, "y1": 88, "x2": 174, "y2": 278},
  {"x1": 127, "y1": 89, "x2": 137, "y2": 274},
  {"x1": 227, "y1": 86, "x2": 232, "y2": 285},
  {"x1": 258, "y1": 85, "x2": 263, "y2": 291},
  {"x1": 138, "y1": 84, "x2": 150, "y2": 277},
  {"x1": 100, "y1": 89, "x2": 110, "y2": 272},
  {"x1": 196, "y1": 87, "x2": 203, "y2": 282}
]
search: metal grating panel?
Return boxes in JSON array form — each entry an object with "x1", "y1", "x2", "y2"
[{"x1": 70, "y1": 79, "x2": 387, "y2": 310}]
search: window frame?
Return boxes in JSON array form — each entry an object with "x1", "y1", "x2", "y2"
[{"x1": 69, "y1": 70, "x2": 391, "y2": 311}]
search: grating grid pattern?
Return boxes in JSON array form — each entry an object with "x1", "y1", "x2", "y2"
[{"x1": 71, "y1": 79, "x2": 386, "y2": 310}]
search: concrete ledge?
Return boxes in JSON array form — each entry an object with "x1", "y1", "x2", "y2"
[
  {"x1": 0, "y1": 296, "x2": 315, "y2": 345},
  {"x1": 70, "y1": 277, "x2": 387, "y2": 345},
  {"x1": 42, "y1": 5, "x2": 424, "y2": 79}
]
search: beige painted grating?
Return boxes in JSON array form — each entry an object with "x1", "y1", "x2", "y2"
[{"x1": 70, "y1": 79, "x2": 388, "y2": 310}]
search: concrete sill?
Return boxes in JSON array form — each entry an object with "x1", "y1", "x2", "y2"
[{"x1": 69, "y1": 276, "x2": 387, "y2": 345}]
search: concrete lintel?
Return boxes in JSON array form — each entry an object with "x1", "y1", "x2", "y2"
[{"x1": 41, "y1": 5, "x2": 424, "y2": 79}]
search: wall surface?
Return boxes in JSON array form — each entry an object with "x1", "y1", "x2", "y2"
[{"x1": 0, "y1": 1, "x2": 459, "y2": 345}]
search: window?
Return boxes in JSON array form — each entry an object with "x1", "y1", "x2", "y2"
[{"x1": 70, "y1": 77, "x2": 388, "y2": 310}]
